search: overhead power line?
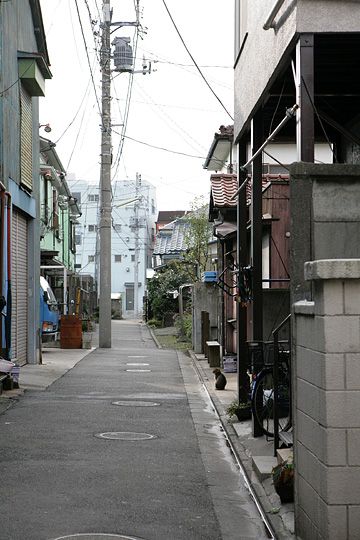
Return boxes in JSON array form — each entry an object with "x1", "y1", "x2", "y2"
[
  {"x1": 74, "y1": 0, "x2": 102, "y2": 118},
  {"x1": 161, "y1": 0, "x2": 233, "y2": 121},
  {"x1": 113, "y1": 131, "x2": 205, "y2": 159}
]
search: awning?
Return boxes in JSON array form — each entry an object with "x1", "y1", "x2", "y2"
[{"x1": 214, "y1": 221, "x2": 237, "y2": 238}]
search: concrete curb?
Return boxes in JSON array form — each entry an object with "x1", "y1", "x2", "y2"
[
  {"x1": 147, "y1": 325, "x2": 162, "y2": 349},
  {"x1": 188, "y1": 349, "x2": 295, "y2": 540}
]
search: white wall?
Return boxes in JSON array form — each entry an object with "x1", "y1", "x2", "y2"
[{"x1": 68, "y1": 178, "x2": 157, "y2": 317}]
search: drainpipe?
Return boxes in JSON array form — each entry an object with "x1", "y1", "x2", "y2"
[{"x1": 263, "y1": 0, "x2": 287, "y2": 30}]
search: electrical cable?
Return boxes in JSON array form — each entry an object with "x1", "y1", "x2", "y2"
[
  {"x1": 301, "y1": 76, "x2": 338, "y2": 163},
  {"x1": 74, "y1": 0, "x2": 102, "y2": 119},
  {"x1": 161, "y1": 0, "x2": 233, "y2": 121},
  {"x1": 111, "y1": 10, "x2": 141, "y2": 181},
  {"x1": 54, "y1": 73, "x2": 93, "y2": 144},
  {"x1": 0, "y1": 62, "x2": 33, "y2": 96},
  {"x1": 134, "y1": 80, "x2": 207, "y2": 154},
  {"x1": 268, "y1": 79, "x2": 286, "y2": 135},
  {"x1": 112, "y1": 131, "x2": 205, "y2": 159},
  {"x1": 84, "y1": 0, "x2": 102, "y2": 63}
]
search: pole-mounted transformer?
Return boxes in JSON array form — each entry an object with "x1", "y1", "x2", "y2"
[{"x1": 112, "y1": 36, "x2": 134, "y2": 73}]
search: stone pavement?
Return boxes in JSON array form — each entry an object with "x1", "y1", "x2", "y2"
[{"x1": 188, "y1": 350, "x2": 295, "y2": 539}]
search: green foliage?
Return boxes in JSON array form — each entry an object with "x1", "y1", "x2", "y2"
[
  {"x1": 147, "y1": 318, "x2": 162, "y2": 328},
  {"x1": 183, "y1": 196, "x2": 213, "y2": 280},
  {"x1": 226, "y1": 399, "x2": 251, "y2": 419},
  {"x1": 174, "y1": 312, "x2": 192, "y2": 341},
  {"x1": 147, "y1": 260, "x2": 193, "y2": 323}
]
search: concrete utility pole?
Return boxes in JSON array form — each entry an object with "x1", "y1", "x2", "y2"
[
  {"x1": 99, "y1": 0, "x2": 112, "y2": 347},
  {"x1": 133, "y1": 173, "x2": 141, "y2": 318}
]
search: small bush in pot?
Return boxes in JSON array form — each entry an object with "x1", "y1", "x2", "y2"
[
  {"x1": 226, "y1": 400, "x2": 252, "y2": 421},
  {"x1": 272, "y1": 460, "x2": 294, "y2": 504}
]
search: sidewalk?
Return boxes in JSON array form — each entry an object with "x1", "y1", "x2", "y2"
[
  {"x1": 188, "y1": 350, "x2": 295, "y2": 539},
  {"x1": 0, "y1": 345, "x2": 95, "y2": 414}
]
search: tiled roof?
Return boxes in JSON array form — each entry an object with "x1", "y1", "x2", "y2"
[
  {"x1": 153, "y1": 218, "x2": 189, "y2": 255},
  {"x1": 156, "y1": 210, "x2": 186, "y2": 223},
  {"x1": 210, "y1": 174, "x2": 238, "y2": 208}
]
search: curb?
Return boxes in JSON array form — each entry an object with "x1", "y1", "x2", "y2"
[
  {"x1": 147, "y1": 325, "x2": 162, "y2": 349},
  {"x1": 188, "y1": 349, "x2": 294, "y2": 540}
]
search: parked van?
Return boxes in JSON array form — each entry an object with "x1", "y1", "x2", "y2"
[{"x1": 40, "y1": 276, "x2": 60, "y2": 342}]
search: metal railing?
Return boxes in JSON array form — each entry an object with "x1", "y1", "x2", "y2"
[{"x1": 273, "y1": 314, "x2": 292, "y2": 455}]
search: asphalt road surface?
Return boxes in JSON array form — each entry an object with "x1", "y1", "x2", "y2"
[{"x1": 0, "y1": 321, "x2": 269, "y2": 540}]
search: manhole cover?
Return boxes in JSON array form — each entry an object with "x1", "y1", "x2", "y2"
[
  {"x1": 112, "y1": 401, "x2": 160, "y2": 407},
  {"x1": 95, "y1": 431, "x2": 156, "y2": 441},
  {"x1": 126, "y1": 369, "x2": 151, "y2": 372},
  {"x1": 52, "y1": 535, "x2": 144, "y2": 540}
]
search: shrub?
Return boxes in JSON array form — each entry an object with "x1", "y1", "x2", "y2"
[{"x1": 147, "y1": 318, "x2": 162, "y2": 328}]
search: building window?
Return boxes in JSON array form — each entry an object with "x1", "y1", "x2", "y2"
[
  {"x1": 88, "y1": 255, "x2": 95, "y2": 263},
  {"x1": 75, "y1": 234, "x2": 81, "y2": 245},
  {"x1": 88, "y1": 194, "x2": 99, "y2": 202},
  {"x1": 151, "y1": 198, "x2": 156, "y2": 214},
  {"x1": 131, "y1": 254, "x2": 135, "y2": 262},
  {"x1": 20, "y1": 85, "x2": 33, "y2": 191},
  {"x1": 75, "y1": 263, "x2": 81, "y2": 269},
  {"x1": 88, "y1": 224, "x2": 96, "y2": 232},
  {"x1": 114, "y1": 254, "x2": 122, "y2": 262}
]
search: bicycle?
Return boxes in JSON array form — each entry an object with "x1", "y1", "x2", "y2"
[{"x1": 250, "y1": 341, "x2": 291, "y2": 438}]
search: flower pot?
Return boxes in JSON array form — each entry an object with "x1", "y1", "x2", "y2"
[
  {"x1": 274, "y1": 483, "x2": 294, "y2": 503},
  {"x1": 235, "y1": 406, "x2": 252, "y2": 421}
]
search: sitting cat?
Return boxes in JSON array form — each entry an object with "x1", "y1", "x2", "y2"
[{"x1": 213, "y1": 368, "x2": 227, "y2": 390}]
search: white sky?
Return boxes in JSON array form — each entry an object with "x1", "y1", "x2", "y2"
[{"x1": 39, "y1": 0, "x2": 234, "y2": 211}]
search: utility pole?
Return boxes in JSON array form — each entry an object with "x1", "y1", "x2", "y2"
[
  {"x1": 99, "y1": 0, "x2": 112, "y2": 347},
  {"x1": 98, "y1": 1, "x2": 151, "y2": 338},
  {"x1": 133, "y1": 173, "x2": 141, "y2": 318}
]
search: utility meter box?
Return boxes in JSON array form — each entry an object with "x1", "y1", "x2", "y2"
[{"x1": 112, "y1": 37, "x2": 133, "y2": 72}]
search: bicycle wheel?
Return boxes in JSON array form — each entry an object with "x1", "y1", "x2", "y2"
[{"x1": 251, "y1": 366, "x2": 291, "y2": 438}]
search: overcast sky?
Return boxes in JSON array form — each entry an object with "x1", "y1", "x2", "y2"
[{"x1": 39, "y1": 0, "x2": 234, "y2": 211}]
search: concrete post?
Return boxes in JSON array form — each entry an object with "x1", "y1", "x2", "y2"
[{"x1": 294, "y1": 259, "x2": 360, "y2": 540}]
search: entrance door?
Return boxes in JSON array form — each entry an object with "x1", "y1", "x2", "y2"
[{"x1": 125, "y1": 287, "x2": 134, "y2": 311}]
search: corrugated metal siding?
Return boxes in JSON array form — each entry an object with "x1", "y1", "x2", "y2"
[
  {"x1": 11, "y1": 209, "x2": 28, "y2": 365},
  {"x1": 20, "y1": 85, "x2": 33, "y2": 192}
]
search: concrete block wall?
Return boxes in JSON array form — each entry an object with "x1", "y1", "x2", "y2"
[
  {"x1": 289, "y1": 163, "x2": 360, "y2": 303},
  {"x1": 294, "y1": 259, "x2": 360, "y2": 540},
  {"x1": 192, "y1": 282, "x2": 219, "y2": 354}
]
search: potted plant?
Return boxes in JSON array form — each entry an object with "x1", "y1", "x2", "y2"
[
  {"x1": 226, "y1": 400, "x2": 252, "y2": 421},
  {"x1": 272, "y1": 460, "x2": 294, "y2": 503}
]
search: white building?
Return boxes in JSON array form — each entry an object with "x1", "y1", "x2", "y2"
[{"x1": 68, "y1": 177, "x2": 157, "y2": 318}]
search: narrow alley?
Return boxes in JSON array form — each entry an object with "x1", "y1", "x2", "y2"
[{"x1": 0, "y1": 321, "x2": 270, "y2": 540}]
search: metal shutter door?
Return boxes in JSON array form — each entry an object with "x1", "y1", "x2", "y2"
[{"x1": 11, "y1": 209, "x2": 28, "y2": 365}]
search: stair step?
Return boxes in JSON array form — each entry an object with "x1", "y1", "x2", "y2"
[
  {"x1": 277, "y1": 448, "x2": 293, "y2": 465},
  {"x1": 279, "y1": 430, "x2": 293, "y2": 447}
]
